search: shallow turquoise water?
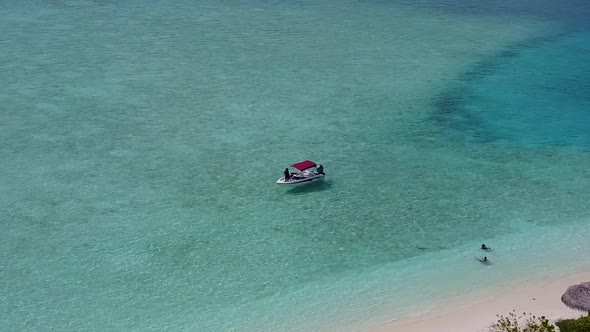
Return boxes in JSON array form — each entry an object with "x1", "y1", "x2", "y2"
[{"x1": 1, "y1": 1, "x2": 590, "y2": 331}]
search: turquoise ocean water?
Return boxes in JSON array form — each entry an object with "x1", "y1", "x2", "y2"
[{"x1": 2, "y1": 0, "x2": 589, "y2": 331}]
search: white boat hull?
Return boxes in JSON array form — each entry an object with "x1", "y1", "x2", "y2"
[{"x1": 276, "y1": 173, "x2": 325, "y2": 186}]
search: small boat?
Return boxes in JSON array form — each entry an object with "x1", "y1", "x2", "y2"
[{"x1": 276, "y1": 160, "x2": 325, "y2": 186}]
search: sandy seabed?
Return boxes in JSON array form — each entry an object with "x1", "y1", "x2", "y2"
[{"x1": 370, "y1": 270, "x2": 590, "y2": 332}]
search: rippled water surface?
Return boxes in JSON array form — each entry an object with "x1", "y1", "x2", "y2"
[{"x1": 1, "y1": 0, "x2": 589, "y2": 330}]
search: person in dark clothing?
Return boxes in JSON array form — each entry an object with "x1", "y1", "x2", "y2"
[
  {"x1": 481, "y1": 244, "x2": 491, "y2": 251},
  {"x1": 477, "y1": 256, "x2": 490, "y2": 264},
  {"x1": 283, "y1": 168, "x2": 290, "y2": 182},
  {"x1": 317, "y1": 164, "x2": 324, "y2": 175}
]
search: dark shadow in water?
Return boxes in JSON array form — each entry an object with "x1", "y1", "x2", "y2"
[
  {"x1": 429, "y1": 37, "x2": 548, "y2": 143},
  {"x1": 455, "y1": 32, "x2": 568, "y2": 83},
  {"x1": 431, "y1": 89, "x2": 499, "y2": 144},
  {"x1": 285, "y1": 179, "x2": 333, "y2": 195},
  {"x1": 432, "y1": 91, "x2": 481, "y2": 130},
  {"x1": 430, "y1": 31, "x2": 590, "y2": 148}
]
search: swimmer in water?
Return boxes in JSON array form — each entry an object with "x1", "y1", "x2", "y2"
[{"x1": 478, "y1": 256, "x2": 490, "y2": 264}]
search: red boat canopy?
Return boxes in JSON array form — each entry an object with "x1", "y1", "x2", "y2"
[{"x1": 291, "y1": 160, "x2": 317, "y2": 171}]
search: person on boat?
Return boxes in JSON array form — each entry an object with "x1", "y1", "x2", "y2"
[
  {"x1": 481, "y1": 244, "x2": 491, "y2": 251},
  {"x1": 317, "y1": 164, "x2": 324, "y2": 175},
  {"x1": 283, "y1": 168, "x2": 291, "y2": 182}
]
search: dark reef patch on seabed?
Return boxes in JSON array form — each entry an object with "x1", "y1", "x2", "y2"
[
  {"x1": 431, "y1": 34, "x2": 560, "y2": 139},
  {"x1": 431, "y1": 90, "x2": 498, "y2": 144},
  {"x1": 453, "y1": 32, "x2": 569, "y2": 83},
  {"x1": 431, "y1": 30, "x2": 590, "y2": 148}
]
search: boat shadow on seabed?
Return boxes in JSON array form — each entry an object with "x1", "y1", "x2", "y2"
[{"x1": 285, "y1": 179, "x2": 333, "y2": 195}]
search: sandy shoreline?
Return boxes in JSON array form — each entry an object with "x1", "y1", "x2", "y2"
[{"x1": 367, "y1": 270, "x2": 590, "y2": 332}]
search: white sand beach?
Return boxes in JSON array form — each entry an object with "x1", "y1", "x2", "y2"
[{"x1": 370, "y1": 270, "x2": 590, "y2": 332}]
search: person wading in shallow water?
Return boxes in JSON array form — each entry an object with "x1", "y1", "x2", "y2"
[{"x1": 481, "y1": 244, "x2": 491, "y2": 251}]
